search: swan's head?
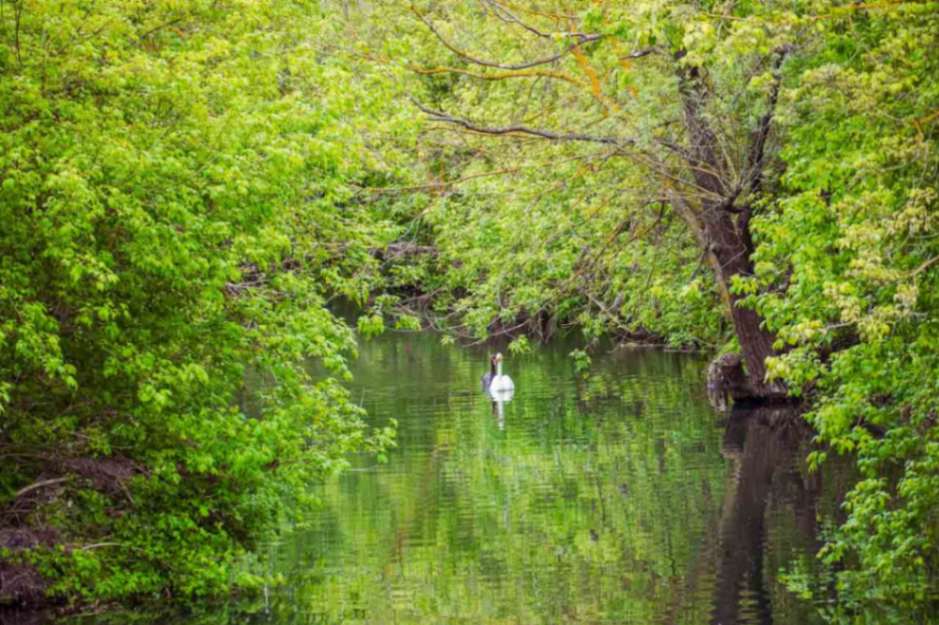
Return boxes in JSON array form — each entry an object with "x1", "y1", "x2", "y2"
[{"x1": 494, "y1": 352, "x2": 504, "y2": 364}]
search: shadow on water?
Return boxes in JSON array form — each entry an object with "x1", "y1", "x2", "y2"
[
  {"x1": 711, "y1": 405, "x2": 822, "y2": 625},
  {"x1": 0, "y1": 611, "x2": 45, "y2": 625}
]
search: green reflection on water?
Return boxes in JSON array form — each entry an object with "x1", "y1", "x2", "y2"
[
  {"x1": 273, "y1": 333, "x2": 729, "y2": 625},
  {"x1": 41, "y1": 332, "x2": 829, "y2": 625}
]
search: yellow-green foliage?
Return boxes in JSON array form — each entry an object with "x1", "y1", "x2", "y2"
[
  {"x1": 2, "y1": 0, "x2": 937, "y2": 619},
  {"x1": 0, "y1": 0, "x2": 408, "y2": 602},
  {"x1": 747, "y1": 5, "x2": 939, "y2": 621},
  {"x1": 353, "y1": 2, "x2": 939, "y2": 621}
]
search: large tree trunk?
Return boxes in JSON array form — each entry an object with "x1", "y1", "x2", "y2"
[
  {"x1": 678, "y1": 64, "x2": 786, "y2": 400},
  {"x1": 703, "y1": 207, "x2": 786, "y2": 398}
]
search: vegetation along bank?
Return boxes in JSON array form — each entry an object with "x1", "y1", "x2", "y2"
[{"x1": 1, "y1": 1, "x2": 936, "y2": 623}]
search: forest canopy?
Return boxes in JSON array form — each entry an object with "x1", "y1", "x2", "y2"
[{"x1": 1, "y1": 0, "x2": 937, "y2": 623}]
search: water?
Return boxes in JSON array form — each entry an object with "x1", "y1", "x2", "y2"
[
  {"x1": 266, "y1": 333, "x2": 828, "y2": 625},
  {"x1": 39, "y1": 331, "x2": 832, "y2": 625}
]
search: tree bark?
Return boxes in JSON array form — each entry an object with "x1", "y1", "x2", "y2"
[
  {"x1": 678, "y1": 64, "x2": 786, "y2": 399},
  {"x1": 703, "y1": 207, "x2": 785, "y2": 398}
]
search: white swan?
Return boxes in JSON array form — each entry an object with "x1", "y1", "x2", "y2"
[{"x1": 487, "y1": 352, "x2": 514, "y2": 394}]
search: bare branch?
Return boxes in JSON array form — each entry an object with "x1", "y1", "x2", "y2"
[
  {"x1": 355, "y1": 152, "x2": 604, "y2": 195},
  {"x1": 15, "y1": 477, "x2": 70, "y2": 499},
  {"x1": 483, "y1": 0, "x2": 552, "y2": 38},
  {"x1": 412, "y1": 6, "x2": 602, "y2": 71},
  {"x1": 621, "y1": 48, "x2": 657, "y2": 60},
  {"x1": 413, "y1": 65, "x2": 584, "y2": 87},
  {"x1": 909, "y1": 254, "x2": 939, "y2": 278},
  {"x1": 412, "y1": 100, "x2": 629, "y2": 146},
  {"x1": 138, "y1": 17, "x2": 185, "y2": 41},
  {"x1": 489, "y1": 1, "x2": 580, "y2": 21}
]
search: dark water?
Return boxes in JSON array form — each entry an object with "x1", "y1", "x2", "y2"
[{"x1": 41, "y1": 332, "x2": 833, "y2": 625}]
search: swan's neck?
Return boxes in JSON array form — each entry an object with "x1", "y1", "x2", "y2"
[
  {"x1": 496, "y1": 361, "x2": 503, "y2": 376},
  {"x1": 490, "y1": 361, "x2": 497, "y2": 376}
]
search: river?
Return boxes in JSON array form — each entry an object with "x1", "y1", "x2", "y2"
[{"x1": 41, "y1": 331, "x2": 837, "y2": 625}]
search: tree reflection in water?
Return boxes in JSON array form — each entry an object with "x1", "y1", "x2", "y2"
[
  {"x1": 27, "y1": 336, "x2": 848, "y2": 625},
  {"x1": 711, "y1": 405, "x2": 822, "y2": 625}
]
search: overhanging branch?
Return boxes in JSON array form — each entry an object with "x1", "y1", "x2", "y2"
[
  {"x1": 412, "y1": 100, "x2": 629, "y2": 146},
  {"x1": 483, "y1": 0, "x2": 553, "y2": 39},
  {"x1": 413, "y1": 65, "x2": 583, "y2": 87},
  {"x1": 413, "y1": 6, "x2": 603, "y2": 71}
]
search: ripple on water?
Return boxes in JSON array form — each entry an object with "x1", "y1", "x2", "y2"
[{"x1": 45, "y1": 334, "x2": 841, "y2": 625}]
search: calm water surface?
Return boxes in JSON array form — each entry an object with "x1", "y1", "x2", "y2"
[{"x1": 47, "y1": 332, "x2": 832, "y2": 625}]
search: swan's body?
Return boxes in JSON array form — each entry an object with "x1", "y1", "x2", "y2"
[
  {"x1": 487, "y1": 353, "x2": 514, "y2": 393},
  {"x1": 483, "y1": 353, "x2": 514, "y2": 429}
]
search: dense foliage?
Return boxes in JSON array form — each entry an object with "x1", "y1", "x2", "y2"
[
  {"x1": 0, "y1": 0, "x2": 405, "y2": 604},
  {"x1": 748, "y1": 6, "x2": 939, "y2": 620},
  {"x1": 365, "y1": 0, "x2": 732, "y2": 349},
  {"x1": 1, "y1": 0, "x2": 937, "y2": 622}
]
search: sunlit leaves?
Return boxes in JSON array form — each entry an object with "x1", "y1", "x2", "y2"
[
  {"x1": 749, "y1": 4, "x2": 939, "y2": 619},
  {"x1": 0, "y1": 0, "x2": 409, "y2": 603}
]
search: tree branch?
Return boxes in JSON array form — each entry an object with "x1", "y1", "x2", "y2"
[
  {"x1": 355, "y1": 152, "x2": 605, "y2": 195},
  {"x1": 413, "y1": 65, "x2": 584, "y2": 87},
  {"x1": 412, "y1": 5, "x2": 602, "y2": 71},
  {"x1": 621, "y1": 48, "x2": 657, "y2": 60},
  {"x1": 485, "y1": 0, "x2": 657, "y2": 62},
  {"x1": 15, "y1": 477, "x2": 71, "y2": 499},
  {"x1": 412, "y1": 100, "x2": 630, "y2": 146},
  {"x1": 483, "y1": 0, "x2": 553, "y2": 38},
  {"x1": 909, "y1": 254, "x2": 939, "y2": 278},
  {"x1": 138, "y1": 17, "x2": 185, "y2": 41},
  {"x1": 746, "y1": 45, "x2": 793, "y2": 196}
]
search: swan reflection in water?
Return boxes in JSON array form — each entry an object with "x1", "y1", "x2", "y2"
[{"x1": 489, "y1": 386, "x2": 515, "y2": 430}]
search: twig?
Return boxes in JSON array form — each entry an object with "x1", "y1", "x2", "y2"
[
  {"x1": 14, "y1": 477, "x2": 70, "y2": 499},
  {"x1": 412, "y1": 5, "x2": 602, "y2": 71},
  {"x1": 483, "y1": 0, "x2": 552, "y2": 38},
  {"x1": 909, "y1": 255, "x2": 939, "y2": 278},
  {"x1": 79, "y1": 542, "x2": 122, "y2": 551}
]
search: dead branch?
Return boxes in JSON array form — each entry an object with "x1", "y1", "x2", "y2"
[
  {"x1": 621, "y1": 48, "x2": 657, "y2": 60},
  {"x1": 14, "y1": 477, "x2": 70, "y2": 500}
]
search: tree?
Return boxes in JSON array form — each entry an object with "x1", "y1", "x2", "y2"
[
  {"x1": 0, "y1": 0, "x2": 407, "y2": 603},
  {"x1": 370, "y1": 1, "x2": 939, "y2": 620},
  {"x1": 396, "y1": 0, "x2": 807, "y2": 397}
]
